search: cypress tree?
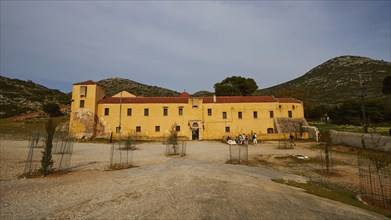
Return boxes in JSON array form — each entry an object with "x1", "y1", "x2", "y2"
[{"x1": 40, "y1": 118, "x2": 56, "y2": 176}]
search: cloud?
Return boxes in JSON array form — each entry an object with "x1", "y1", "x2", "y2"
[{"x1": 1, "y1": 1, "x2": 390, "y2": 93}]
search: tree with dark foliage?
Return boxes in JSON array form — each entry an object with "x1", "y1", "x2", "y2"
[
  {"x1": 42, "y1": 103, "x2": 62, "y2": 117},
  {"x1": 214, "y1": 76, "x2": 258, "y2": 96},
  {"x1": 382, "y1": 75, "x2": 391, "y2": 95},
  {"x1": 40, "y1": 118, "x2": 56, "y2": 176}
]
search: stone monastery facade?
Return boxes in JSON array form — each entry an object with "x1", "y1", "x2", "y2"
[{"x1": 69, "y1": 80, "x2": 308, "y2": 140}]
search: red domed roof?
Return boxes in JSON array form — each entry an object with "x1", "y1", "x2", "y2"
[{"x1": 179, "y1": 91, "x2": 190, "y2": 97}]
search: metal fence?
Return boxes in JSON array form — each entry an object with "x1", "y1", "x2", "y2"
[
  {"x1": 165, "y1": 141, "x2": 186, "y2": 156},
  {"x1": 109, "y1": 139, "x2": 136, "y2": 169},
  {"x1": 357, "y1": 150, "x2": 391, "y2": 210},
  {"x1": 229, "y1": 144, "x2": 248, "y2": 163},
  {"x1": 319, "y1": 146, "x2": 334, "y2": 174},
  {"x1": 23, "y1": 131, "x2": 74, "y2": 177}
]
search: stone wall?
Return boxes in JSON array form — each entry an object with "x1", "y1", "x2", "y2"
[
  {"x1": 331, "y1": 131, "x2": 391, "y2": 152},
  {"x1": 302, "y1": 126, "x2": 320, "y2": 141}
]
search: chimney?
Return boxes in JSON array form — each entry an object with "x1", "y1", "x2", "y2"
[{"x1": 213, "y1": 94, "x2": 216, "y2": 103}]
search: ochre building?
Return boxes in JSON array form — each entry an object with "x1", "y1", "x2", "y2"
[{"x1": 69, "y1": 80, "x2": 308, "y2": 140}]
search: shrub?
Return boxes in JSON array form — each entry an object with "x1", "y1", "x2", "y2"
[{"x1": 42, "y1": 103, "x2": 62, "y2": 117}]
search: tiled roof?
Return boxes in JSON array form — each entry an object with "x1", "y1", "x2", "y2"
[
  {"x1": 179, "y1": 92, "x2": 190, "y2": 97},
  {"x1": 203, "y1": 96, "x2": 277, "y2": 103},
  {"x1": 73, "y1": 80, "x2": 105, "y2": 87},
  {"x1": 276, "y1": 98, "x2": 301, "y2": 103},
  {"x1": 73, "y1": 80, "x2": 97, "y2": 85},
  {"x1": 100, "y1": 96, "x2": 287, "y2": 104},
  {"x1": 100, "y1": 97, "x2": 189, "y2": 104}
]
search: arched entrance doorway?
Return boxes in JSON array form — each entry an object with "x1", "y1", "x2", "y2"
[{"x1": 191, "y1": 122, "x2": 199, "y2": 140}]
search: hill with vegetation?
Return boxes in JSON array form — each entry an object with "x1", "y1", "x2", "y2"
[
  {"x1": 2, "y1": 55, "x2": 389, "y2": 122},
  {"x1": 0, "y1": 76, "x2": 71, "y2": 118},
  {"x1": 259, "y1": 56, "x2": 390, "y2": 105},
  {"x1": 98, "y1": 78, "x2": 180, "y2": 97}
]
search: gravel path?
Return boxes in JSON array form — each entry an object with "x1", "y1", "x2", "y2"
[{"x1": 0, "y1": 140, "x2": 387, "y2": 219}]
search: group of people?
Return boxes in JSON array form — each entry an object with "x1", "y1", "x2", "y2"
[
  {"x1": 229, "y1": 133, "x2": 258, "y2": 145},
  {"x1": 227, "y1": 132, "x2": 296, "y2": 146}
]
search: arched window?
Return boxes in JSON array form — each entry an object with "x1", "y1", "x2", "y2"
[{"x1": 267, "y1": 128, "x2": 274, "y2": 134}]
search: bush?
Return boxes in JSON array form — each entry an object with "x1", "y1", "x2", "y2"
[{"x1": 42, "y1": 103, "x2": 62, "y2": 117}]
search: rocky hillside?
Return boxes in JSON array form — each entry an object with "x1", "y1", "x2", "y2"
[
  {"x1": 0, "y1": 76, "x2": 70, "y2": 118},
  {"x1": 98, "y1": 77, "x2": 180, "y2": 97},
  {"x1": 260, "y1": 56, "x2": 391, "y2": 105},
  {"x1": 2, "y1": 55, "x2": 389, "y2": 118}
]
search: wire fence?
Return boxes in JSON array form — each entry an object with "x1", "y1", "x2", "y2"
[
  {"x1": 319, "y1": 145, "x2": 334, "y2": 174},
  {"x1": 165, "y1": 141, "x2": 186, "y2": 156},
  {"x1": 357, "y1": 150, "x2": 391, "y2": 210},
  {"x1": 229, "y1": 144, "x2": 248, "y2": 163},
  {"x1": 109, "y1": 137, "x2": 138, "y2": 170},
  {"x1": 23, "y1": 131, "x2": 74, "y2": 177}
]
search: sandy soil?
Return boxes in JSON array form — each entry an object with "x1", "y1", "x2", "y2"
[{"x1": 0, "y1": 140, "x2": 387, "y2": 219}]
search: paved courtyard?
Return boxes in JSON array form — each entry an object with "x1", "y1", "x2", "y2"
[{"x1": 0, "y1": 140, "x2": 387, "y2": 219}]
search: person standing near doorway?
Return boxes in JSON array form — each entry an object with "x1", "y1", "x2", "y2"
[
  {"x1": 253, "y1": 133, "x2": 257, "y2": 144},
  {"x1": 290, "y1": 132, "x2": 295, "y2": 146}
]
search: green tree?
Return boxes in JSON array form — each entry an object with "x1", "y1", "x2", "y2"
[
  {"x1": 328, "y1": 100, "x2": 362, "y2": 125},
  {"x1": 167, "y1": 123, "x2": 179, "y2": 154},
  {"x1": 274, "y1": 86, "x2": 309, "y2": 104},
  {"x1": 193, "y1": 90, "x2": 214, "y2": 97},
  {"x1": 40, "y1": 118, "x2": 56, "y2": 176},
  {"x1": 42, "y1": 103, "x2": 62, "y2": 117},
  {"x1": 328, "y1": 99, "x2": 390, "y2": 125},
  {"x1": 382, "y1": 75, "x2": 391, "y2": 95},
  {"x1": 305, "y1": 104, "x2": 331, "y2": 121},
  {"x1": 214, "y1": 76, "x2": 258, "y2": 96}
]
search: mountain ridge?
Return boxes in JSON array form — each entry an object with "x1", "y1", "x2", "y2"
[
  {"x1": 97, "y1": 77, "x2": 180, "y2": 97},
  {"x1": 0, "y1": 76, "x2": 71, "y2": 118},
  {"x1": 1, "y1": 55, "x2": 389, "y2": 118},
  {"x1": 259, "y1": 55, "x2": 390, "y2": 104}
]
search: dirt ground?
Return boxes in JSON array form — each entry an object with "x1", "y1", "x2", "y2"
[{"x1": 0, "y1": 140, "x2": 387, "y2": 219}]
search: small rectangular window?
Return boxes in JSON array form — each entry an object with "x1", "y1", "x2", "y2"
[
  {"x1": 178, "y1": 108, "x2": 183, "y2": 116},
  {"x1": 163, "y1": 107, "x2": 168, "y2": 116},
  {"x1": 127, "y1": 108, "x2": 132, "y2": 116},
  {"x1": 116, "y1": 127, "x2": 121, "y2": 133},
  {"x1": 288, "y1": 111, "x2": 292, "y2": 118},
  {"x1": 225, "y1": 126, "x2": 230, "y2": 133},
  {"x1": 80, "y1": 100, "x2": 85, "y2": 108},
  {"x1": 155, "y1": 126, "x2": 160, "y2": 132},
  {"x1": 136, "y1": 126, "x2": 141, "y2": 132},
  {"x1": 104, "y1": 108, "x2": 109, "y2": 116},
  {"x1": 80, "y1": 86, "x2": 87, "y2": 97},
  {"x1": 270, "y1": 111, "x2": 274, "y2": 118},
  {"x1": 253, "y1": 111, "x2": 258, "y2": 119},
  {"x1": 238, "y1": 112, "x2": 242, "y2": 119},
  {"x1": 222, "y1": 112, "x2": 227, "y2": 119},
  {"x1": 144, "y1": 108, "x2": 149, "y2": 116},
  {"x1": 207, "y1": 109, "x2": 212, "y2": 116},
  {"x1": 192, "y1": 98, "x2": 198, "y2": 108},
  {"x1": 176, "y1": 126, "x2": 180, "y2": 132}
]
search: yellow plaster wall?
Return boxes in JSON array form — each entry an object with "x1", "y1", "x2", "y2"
[
  {"x1": 97, "y1": 102, "x2": 204, "y2": 139},
  {"x1": 69, "y1": 84, "x2": 105, "y2": 138},
  {"x1": 95, "y1": 100, "x2": 305, "y2": 140},
  {"x1": 201, "y1": 103, "x2": 275, "y2": 139},
  {"x1": 69, "y1": 82, "x2": 306, "y2": 140}
]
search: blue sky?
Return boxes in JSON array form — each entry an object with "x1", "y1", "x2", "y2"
[{"x1": 1, "y1": 1, "x2": 390, "y2": 93}]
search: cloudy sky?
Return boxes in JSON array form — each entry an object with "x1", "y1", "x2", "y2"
[{"x1": 1, "y1": 1, "x2": 390, "y2": 93}]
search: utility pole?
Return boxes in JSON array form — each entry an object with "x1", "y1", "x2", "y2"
[
  {"x1": 118, "y1": 91, "x2": 122, "y2": 133},
  {"x1": 356, "y1": 73, "x2": 371, "y2": 133}
]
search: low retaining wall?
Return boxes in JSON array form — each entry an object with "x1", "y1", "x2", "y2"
[
  {"x1": 258, "y1": 132, "x2": 308, "y2": 141},
  {"x1": 331, "y1": 131, "x2": 391, "y2": 152},
  {"x1": 302, "y1": 126, "x2": 319, "y2": 141}
]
